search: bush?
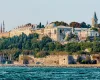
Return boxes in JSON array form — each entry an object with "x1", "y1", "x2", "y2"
[
  {"x1": 36, "y1": 51, "x2": 50, "y2": 58},
  {"x1": 90, "y1": 27, "x2": 98, "y2": 31}
]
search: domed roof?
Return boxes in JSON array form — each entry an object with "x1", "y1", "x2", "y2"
[{"x1": 45, "y1": 23, "x2": 56, "y2": 29}]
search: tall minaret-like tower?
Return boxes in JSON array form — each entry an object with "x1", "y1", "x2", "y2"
[
  {"x1": 92, "y1": 12, "x2": 98, "y2": 27},
  {"x1": 3, "y1": 21, "x2": 5, "y2": 32},
  {"x1": 1, "y1": 24, "x2": 2, "y2": 33},
  {"x1": 46, "y1": 21, "x2": 49, "y2": 25}
]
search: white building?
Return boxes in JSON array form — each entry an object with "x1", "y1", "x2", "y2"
[
  {"x1": 44, "y1": 23, "x2": 100, "y2": 42},
  {"x1": 78, "y1": 30, "x2": 100, "y2": 41},
  {"x1": 44, "y1": 23, "x2": 72, "y2": 42}
]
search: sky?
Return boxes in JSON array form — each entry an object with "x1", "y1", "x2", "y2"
[{"x1": 0, "y1": 0, "x2": 100, "y2": 31}]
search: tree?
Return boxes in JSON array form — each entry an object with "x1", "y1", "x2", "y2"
[
  {"x1": 69, "y1": 22, "x2": 81, "y2": 28},
  {"x1": 86, "y1": 36, "x2": 91, "y2": 41},
  {"x1": 65, "y1": 42, "x2": 81, "y2": 52},
  {"x1": 51, "y1": 21, "x2": 69, "y2": 26},
  {"x1": 55, "y1": 42, "x2": 63, "y2": 51},
  {"x1": 77, "y1": 56, "x2": 83, "y2": 63},
  {"x1": 87, "y1": 24, "x2": 91, "y2": 28},
  {"x1": 47, "y1": 42, "x2": 55, "y2": 51},
  {"x1": 37, "y1": 22, "x2": 44, "y2": 28},
  {"x1": 81, "y1": 22, "x2": 90, "y2": 28},
  {"x1": 66, "y1": 34, "x2": 78, "y2": 41},
  {"x1": 36, "y1": 51, "x2": 50, "y2": 57},
  {"x1": 92, "y1": 42, "x2": 100, "y2": 52},
  {"x1": 91, "y1": 27, "x2": 98, "y2": 31},
  {"x1": 42, "y1": 36, "x2": 52, "y2": 44}
]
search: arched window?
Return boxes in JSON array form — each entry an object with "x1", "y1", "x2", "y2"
[
  {"x1": 96, "y1": 33, "x2": 97, "y2": 36},
  {"x1": 60, "y1": 29, "x2": 62, "y2": 33}
]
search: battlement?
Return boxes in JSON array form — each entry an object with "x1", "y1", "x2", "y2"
[
  {"x1": 13, "y1": 23, "x2": 37, "y2": 31},
  {"x1": 0, "y1": 23, "x2": 38, "y2": 38}
]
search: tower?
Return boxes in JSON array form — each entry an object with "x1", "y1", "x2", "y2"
[
  {"x1": 3, "y1": 21, "x2": 5, "y2": 32},
  {"x1": 46, "y1": 21, "x2": 49, "y2": 25},
  {"x1": 92, "y1": 12, "x2": 98, "y2": 27},
  {"x1": 1, "y1": 24, "x2": 2, "y2": 33}
]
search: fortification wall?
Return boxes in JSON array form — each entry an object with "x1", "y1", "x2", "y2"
[
  {"x1": 10, "y1": 29, "x2": 32, "y2": 37},
  {"x1": 0, "y1": 32, "x2": 10, "y2": 38},
  {"x1": 9, "y1": 23, "x2": 37, "y2": 37},
  {"x1": 19, "y1": 55, "x2": 68, "y2": 65}
]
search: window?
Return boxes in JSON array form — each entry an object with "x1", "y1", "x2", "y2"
[
  {"x1": 60, "y1": 29, "x2": 62, "y2": 33},
  {"x1": 96, "y1": 33, "x2": 97, "y2": 36},
  {"x1": 91, "y1": 33, "x2": 92, "y2": 36}
]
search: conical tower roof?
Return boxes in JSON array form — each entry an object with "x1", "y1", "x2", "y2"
[{"x1": 94, "y1": 12, "x2": 98, "y2": 21}]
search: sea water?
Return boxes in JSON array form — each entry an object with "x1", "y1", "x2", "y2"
[{"x1": 0, "y1": 67, "x2": 100, "y2": 80}]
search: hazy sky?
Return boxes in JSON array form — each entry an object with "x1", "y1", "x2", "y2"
[{"x1": 0, "y1": 0, "x2": 100, "y2": 31}]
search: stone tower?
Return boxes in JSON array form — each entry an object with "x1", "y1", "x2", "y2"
[
  {"x1": 92, "y1": 12, "x2": 98, "y2": 27},
  {"x1": 1, "y1": 24, "x2": 2, "y2": 33},
  {"x1": 0, "y1": 21, "x2": 5, "y2": 33},
  {"x1": 3, "y1": 21, "x2": 5, "y2": 32},
  {"x1": 46, "y1": 21, "x2": 49, "y2": 25}
]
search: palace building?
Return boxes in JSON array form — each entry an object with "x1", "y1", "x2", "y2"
[{"x1": 0, "y1": 12, "x2": 100, "y2": 43}]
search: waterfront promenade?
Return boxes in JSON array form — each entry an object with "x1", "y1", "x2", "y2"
[{"x1": 0, "y1": 64, "x2": 100, "y2": 68}]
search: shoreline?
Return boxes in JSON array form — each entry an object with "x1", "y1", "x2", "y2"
[{"x1": 0, "y1": 64, "x2": 100, "y2": 68}]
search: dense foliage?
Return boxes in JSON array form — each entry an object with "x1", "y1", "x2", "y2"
[
  {"x1": 66, "y1": 34, "x2": 79, "y2": 41},
  {"x1": 0, "y1": 33, "x2": 64, "y2": 59},
  {"x1": 0, "y1": 33, "x2": 100, "y2": 60},
  {"x1": 51, "y1": 21, "x2": 69, "y2": 26},
  {"x1": 65, "y1": 42, "x2": 100, "y2": 53},
  {"x1": 90, "y1": 27, "x2": 98, "y2": 31},
  {"x1": 37, "y1": 22, "x2": 44, "y2": 28},
  {"x1": 69, "y1": 22, "x2": 91, "y2": 28}
]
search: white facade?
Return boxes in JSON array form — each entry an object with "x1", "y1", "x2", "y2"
[
  {"x1": 44, "y1": 23, "x2": 100, "y2": 42},
  {"x1": 78, "y1": 30, "x2": 100, "y2": 41},
  {"x1": 44, "y1": 23, "x2": 72, "y2": 41},
  {"x1": 87, "y1": 30, "x2": 99, "y2": 36},
  {"x1": 73, "y1": 28, "x2": 90, "y2": 34}
]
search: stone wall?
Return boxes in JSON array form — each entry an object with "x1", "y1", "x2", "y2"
[
  {"x1": 44, "y1": 28, "x2": 58, "y2": 41},
  {"x1": 18, "y1": 55, "x2": 68, "y2": 65},
  {"x1": 9, "y1": 23, "x2": 37, "y2": 37},
  {"x1": 10, "y1": 28, "x2": 32, "y2": 37},
  {"x1": 0, "y1": 32, "x2": 10, "y2": 38}
]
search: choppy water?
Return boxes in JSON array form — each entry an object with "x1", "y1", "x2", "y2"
[{"x1": 0, "y1": 67, "x2": 100, "y2": 80}]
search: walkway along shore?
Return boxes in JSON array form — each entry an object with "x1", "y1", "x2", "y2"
[{"x1": 0, "y1": 64, "x2": 100, "y2": 68}]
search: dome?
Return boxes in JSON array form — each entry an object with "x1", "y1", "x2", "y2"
[{"x1": 45, "y1": 23, "x2": 56, "y2": 29}]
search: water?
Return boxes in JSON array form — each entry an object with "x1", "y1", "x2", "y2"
[{"x1": 0, "y1": 67, "x2": 100, "y2": 80}]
